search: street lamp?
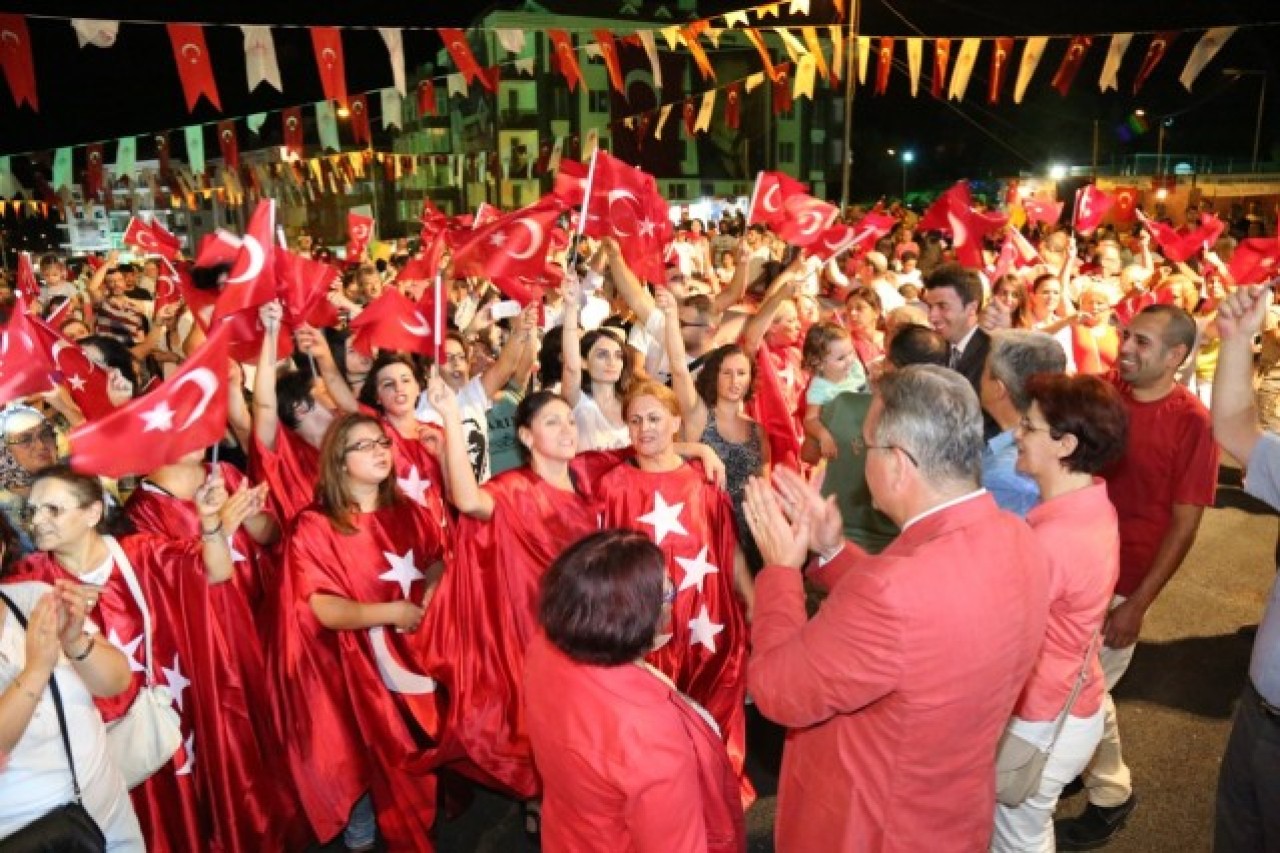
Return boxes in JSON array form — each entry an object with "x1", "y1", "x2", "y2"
[
  {"x1": 1048, "y1": 163, "x2": 1067, "y2": 181},
  {"x1": 1223, "y1": 69, "x2": 1267, "y2": 172},
  {"x1": 901, "y1": 150, "x2": 914, "y2": 200}
]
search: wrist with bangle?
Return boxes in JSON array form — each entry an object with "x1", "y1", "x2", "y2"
[
  {"x1": 200, "y1": 519, "x2": 223, "y2": 539},
  {"x1": 65, "y1": 633, "x2": 95, "y2": 662}
]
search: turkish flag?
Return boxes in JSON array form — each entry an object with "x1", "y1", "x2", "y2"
[
  {"x1": 28, "y1": 316, "x2": 115, "y2": 421},
  {"x1": 472, "y1": 202, "x2": 501, "y2": 231},
  {"x1": 552, "y1": 159, "x2": 589, "y2": 207},
  {"x1": 349, "y1": 94, "x2": 371, "y2": 146},
  {"x1": 748, "y1": 170, "x2": 810, "y2": 230},
  {"x1": 1139, "y1": 210, "x2": 1225, "y2": 263},
  {"x1": 123, "y1": 215, "x2": 182, "y2": 260},
  {"x1": 0, "y1": 15, "x2": 38, "y2": 111},
  {"x1": 922, "y1": 183, "x2": 1007, "y2": 268},
  {"x1": 217, "y1": 121, "x2": 239, "y2": 171},
  {"x1": 212, "y1": 200, "x2": 277, "y2": 325},
  {"x1": 1073, "y1": 185, "x2": 1113, "y2": 233},
  {"x1": 749, "y1": 346, "x2": 801, "y2": 472},
  {"x1": 580, "y1": 152, "x2": 674, "y2": 285},
  {"x1": 439, "y1": 28, "x2": 489, "y2": 91},
  {"x1": 1134, "y1": 32, "x2": 1177, "y2": 94},
  {"x1": 167, "y1": 24, "x2": 221, "y2": 112},
  {"x1": 1228, "y1": 237, "x2": 1280, "y2": 285},
  {"x1": 15, "y1": 252, "x2": 40, "y2": 302},
  {"x1": 195, "y1": 229, "x2": 242, "y2": 268},
  {"x1": 725, "y1": 83, "x2": 741, "y2": 129},
  {"x1": 282, "y1": 107, "x2": 304, "y2": 159},
  {"x1": 493, "y1": 262, "x2": 566, "y2": 307},
  {"x1": 1022, "y1": 197, "x2": 1064, "y2": 226},
  {"x1": 451, "y1": 198, "x2": 565, "y2": 285},
  {"x1": 347, "y1": 211, "x2": 374, "y2": 258},
  {"x1": 416, "y1": 80, "x2": 437, "y2": 117},
  {"x1": 988, "y1": 37, "x2": 1014, "y2": 104},
  {"x1": 919, "y1": 181, "x2": 972, "y2": 232},
  {"x1": 1111, "y1": 187, "x2": 1139, "y2": 223},
  {"x1": 594, "y1": 30, "x2": 625, "y2": 94},
  {"x1": 348, "y1": 289, "x2": 438, "y2": 357},
  {"x1": 85, "y1": 144, "x2": 104, "y2": 200},
  {"x1": 775, "y1": 194, "x2": 839, "y2": 248},
  {"x1": 71, "y1": 325, "x2": 230, "y2": 478},
  {"x1": 931, "y1": 38, "x2": 951, "y2": 99},
  {"x1": 683, "y1": 99, "x2": 697, "y2": 137},
  {"x1": 875, "y1": 37, "x2": 894, "y2": 95},
  {"x1": 772, "y1": 64, "x2": 793, "y2": 115},
  {"x1": 1051, "y1": 36, "x2": 1092, "y2": 97},
  {"x1": 548, "y1": 30, "x2": 585, "y2": 92},
  {"x1": 154, "y1": 132, "x2": 171, "y2": 175},
  {"x1": 275, "y1": 249, "x2": 336, "y2": 331},
  {"x1": 311, "y1": 27, "x2": 348, "y2": 107},
  {"x1": 153, "y1": 258, "x2": 184, "y2": 315},
  {"x1": 0, "y1": 299, "x2": 55, "y2": 405},
  {"x1": 806, "y1": 210, "x2": 900, "y2": 261}
]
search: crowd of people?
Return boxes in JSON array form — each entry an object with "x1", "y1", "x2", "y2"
[{"x1": 0, "y1": 191, "x2": 1276, "y2": 853}]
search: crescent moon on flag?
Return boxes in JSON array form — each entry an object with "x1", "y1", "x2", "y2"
[
  {"x1": 170, "y1": 367, "x2": 219, "y2": 431},
  {"x1": 369, "y1": 627, "x2": 437, "y2": 694},
  {"x1": 0, "y1": 31, "x2": 21, "y2": 48},
  {"x1": 134, "y1": 229, "x2": 158, "y2": 250},
  {"x1": 181, "y1": 43, "x2": 202, "y2": 63},
  {"x1": 606, "y1": 189, "x2": 640, "y2": 237},
  {"x1": 226, "y1": 235, "x2": 264, "y2": 285},
  {"x1": 947, "y1": 212, "x2": 969, "y2": 248},
  {"x1": 761, "y1": 182, "x2": 782, "y2": 214},
  {"x1": 321, "y1": 47, "x2": 338, "y2": 68},
  {"x1": 155, "y1": 276, "x2": 176, "y2": 302},
  {"x1": 506, "y1": 218, "x2": 544, "y2": 261},
  {"x1": 286, "y1": 117, "x2": 298, "y2": 131},
  {"x1": 795, "y1": 208, "x2": 827, "y2": 238},
  {"x1": 399, "y1": 311, "x2": 433, "y2": 338},
  {"x1": 50, "y1": 339, "x2": 78, "y2": 371}
]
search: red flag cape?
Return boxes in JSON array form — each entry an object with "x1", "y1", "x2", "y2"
[
  {"x1": 596, "y1": 461, "x2": 753, "y2": 805},
  {"x1": 70, "y1": 325, "x2": 230, "y2": 478}
]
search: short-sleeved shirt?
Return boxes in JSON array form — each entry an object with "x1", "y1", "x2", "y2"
[
  {"x1": 485, "y1": 382, "x2": 526, "y2": 478},
  {"x1": 416, "y1": 375, "x2": 493, "y2": 483},
  {"x1": 820, "y1": 392, "x2": 898, "y2": 554},
  {"x1": 807, "y1": 367, "x2": 868, "y2": 407},
  {"x1": 1102, "y1": 376, "x2": 1219, "y2": 596},
  {"x1": 1242, "y1": 432, "x2": 1280, "y2": 705}
]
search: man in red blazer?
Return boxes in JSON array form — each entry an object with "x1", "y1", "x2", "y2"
[{"x1": 744, "y1": 365, "x2": 1052, "y2": 852}]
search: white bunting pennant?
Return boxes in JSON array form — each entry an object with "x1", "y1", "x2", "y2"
[
  {"x1": 907, "y1": 38, "x2": 923, "y2": 96},
  {"x1": 71, "y1": 20, "x2": 118, "y2": 49},
  {"x1": 948, "y1": 38, "x2": 981, "y2": 101},
  {"x1": 513, "y1": 57, "x2": 535, "y2": 76},
  {"x1": 637, "y1": 31, "x2": 663, "y2": 92},
  {"x1": 446, "y1": 73, "x2": 467, "y2": 99},
  {"x1": 582, "y1": 129, "x2": 599, "y2": 162},
  {"x1": 1014, "y1": 37, "x2": 1048, "y2": 104},
  {"x1": 246, "y1": 113, "x2": 267, "y2": 134},
  {"x1": 789, "y1": 0, "x2": 811, "y2": 12},
  {"x1": 52, "y1": 147, "x2": 72, "y2": 190},
  {"x1": 379, "y1": 28, "x2": 406, "y2": 96},
  {"x1": 241, "y1": 26, "x2": 282, "y2": 93},
  {"x1": 654, "y1": 103, "x2": 674, "y2": 138},
  {"x1": 115, "y1": 137, "x2": 136, "y2": 177},
  {"x1": 315, "y1": 101, "x2": 340, "y2": 153},
  {"x1": 794, "y1": 53, "x2": 817, "y2": 99},
  {"x1": 1098, "y1": 33, "x2": 1133, "y2": 93},
  {"x1": 705, "y1": 28, "x2": 724, "y2": 48},
  {"x1": 496, "y1": 29, "x2": 525, "y2": 55},
  {"x1": 775, "y1": 28, "x2": 808, "y2": 64},
  {"x1": 757, "y1": 3, "x2": 782, "y2": 19},
  {"x1": 744, "y1": 71, "x2": 766, "y2": 92},
  {"x1": 381, "y1": 89, "x2": 403, "y2": 130},
  {"x1": 724, "y1": 11, "x2": 749, "y2": 27},
  {"x1": 856, "y1": 36, "x2": 870, "y2": 84},
  {"x1": 183, "y1": 127, "x2": 205, "y2": 176},
  {"x1": 660, "y1": 26, "x2": 682, "y2": 51},
  {"x1": 694, "y1": 89, "x2": 717, "y2": 131},
  {"x1": 1180, "y1": 27, "x2": 1236, "y2": 91},
  {"x1": 548, "y1": 137, "x2": 564, "y2": 174},
  {"x1": 831, "y1": 27, "x2": 844, "y2": 82}
]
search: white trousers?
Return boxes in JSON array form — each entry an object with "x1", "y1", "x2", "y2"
[{"x1": 991, "y1": 707, "x2": 1106, "y2": 853}]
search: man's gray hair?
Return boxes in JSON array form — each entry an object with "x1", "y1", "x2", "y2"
[
  {"x1": 987, "y1": 330, "x2": 1068, "y2": 412},
  {"x1": 873, "y1": 365, "x2": 983, "y2": 488}
]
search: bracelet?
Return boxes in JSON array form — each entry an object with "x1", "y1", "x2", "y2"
[
  {"x1": 200, "y1": 521, "x2": 223, "y2": 539},
  {"x1": 9, "y1": 675, "x2": 40, "y2": 702},
  {"x1": 68, "y1": 634, "x2": 95, "y2": 662}
]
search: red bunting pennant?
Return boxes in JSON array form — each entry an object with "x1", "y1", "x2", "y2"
[
  {"x1": 744, "y1": 29, "x2": 780, "y2": 83},
  {"x1": 282, "y1": 107, "x2": 304, "y2": 158},
  {"x1": 772, "y1": 64, "x2": 793, "y2": 116},
  {"x1": 311, "y1": 27, "x2": 348, "y2": 108},
  {"x1": 417, "y1": 80, "x2": 437, "y2": 116},
  {"x1": 875, "y1": 37, "x2": 894, "y2": 95},
  {"x1": 85, "y1": 144, "x2": 104, "y2": 200},
  {"x1": 594, "y1": 30, "x2": 625, "y2": 95},
  {"x1": 0, "y1": 15, "x2": 38, "y2": 111},
  {"x1": 154, "y1": 133, "x2": 170, "y2": 175},
  {"x1": 683, "y1": 23, "x2": 716, "y2": 82},
  {"x1": 683, "y1": 100, "x2": 697, "y2": 136},
  {"x1": 988, "y1": 37, "x2": 1014, "y2": 104},
  {"x1": 1133, "y1": 32, "x2": 1177, "y2": 95},
  {"x1": 1051, "y1": 36, "x2": 1092, "y2": 97},
  {"x1": 167, "y1": 24, "x2": 221, "y2": 112},
  {"x1": 931, "y1": 38, "x2": 951, "y2": 99},
  {"x1": 349, "y1": 94, "x2": 371, "y2": 146},
  {"x1": 439, "y1": 28, "x2": 490, "y2": 91},
  {"x1": 217, "y1": 120, "x2": 238, "y2": 171},
  {"x1": 548, "y1": 30, "x2": 585, "y2": 92},
  {"x1": 725, "y1": 83, "x2": 742, "y2": 129}
]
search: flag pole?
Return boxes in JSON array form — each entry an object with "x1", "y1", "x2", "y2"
[
  {"x1": 432, "y1": 270, "x2": 444, "y2": 366},
  {"x1": 566, "y1": 146, "x2": 601, "y2": 275},
  {"x1": 746, "y1": 171, "x2": 764, "y2": 227}
]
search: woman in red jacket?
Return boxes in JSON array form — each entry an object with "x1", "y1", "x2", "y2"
[{"x1": 524, "y1": 529, "x2": 745, "y2": 853}]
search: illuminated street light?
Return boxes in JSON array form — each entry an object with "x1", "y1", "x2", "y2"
[{"x1": 1048, "y1": 164, "x2": 1067, "y2": 181}]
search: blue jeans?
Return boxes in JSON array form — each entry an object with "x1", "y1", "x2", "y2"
[{"x1": 343, "y1": 793, "x2": 376, "y2": 850}]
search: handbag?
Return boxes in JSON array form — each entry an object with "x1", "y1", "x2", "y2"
[
  {"x1": 100, "y1": 537, "x2": 183, "y2": 789},
  {"x1": 0, "y1": 590, "x2": 107, "y2": 853},
  {"x1": 995, "y1": 630, "x2": 1100, "y2": 808}
]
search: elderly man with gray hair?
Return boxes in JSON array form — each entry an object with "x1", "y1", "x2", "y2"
[
  {"x1": 980, "y1": 330, "x2": 1069, "y2": 517},
  {"x1": 742, "y1": 365, "x2": 1052, "y2": 852}
]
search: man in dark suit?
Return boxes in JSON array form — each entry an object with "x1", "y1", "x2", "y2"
[{"x1": 923, "y1": 263, "x2": 997, "y2": 437}]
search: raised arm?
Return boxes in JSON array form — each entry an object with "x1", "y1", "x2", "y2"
[
  {"x1": 426, "y1": 372, "x2": 495, "y2": 519},
  {"x1": 658, "y1": 288, "x2": 707, "y2": 440},
  {"x1": 478, "y1": 303, "x2": 538, "y2": 400},
  {"x1": 601, "y1": 237, "x2": 656, "y2": 328},
  {"x1": 295, "y1": 323, "x2": 359, "y2": 413},
  {"x1": 252, "y1": 301, "x2": 284, "y2": 452},
  {"x1": 712, "y1": 240, "x2": 753, "y2": 316},
  {"x1": 225, "y1": 360, "x2": 252, "y2": 451},
  {"x1": 560, "y1": 277, "x2": 585, "y2": 406},
  {"x1": 1212, "y1": 284, "x2": 1270, "y2": 464},
  {"x1": 193, "y1": 470, "x2": 236, "y2": 584},
  {"x1": 741, "y1": 260, "x2": 802, "y2": 356}
]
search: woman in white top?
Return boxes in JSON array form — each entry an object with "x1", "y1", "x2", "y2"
[
  {"x1": 561, "y1": 277, "x2": 634, "y2": 452},
  {"x1": 1, "y1": 568, "x2": 143, "y2": 850}
]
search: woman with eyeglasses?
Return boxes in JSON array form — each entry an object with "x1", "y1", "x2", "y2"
[
  {"x1": 596, "y1": 381, "x2": 753, "y2": 801},
  {"x1": 524, "y1": 529, "x2": 745, "y2": 853},
  {"x1": 8, "y1": 466, "x2": 294, "y2": 853},
  {"x1": 276, "y1": 413, "x2": 447, "y2": 852},
  {"x1": 991, "y1": 374, "x2": 1128, "y2": 852}
]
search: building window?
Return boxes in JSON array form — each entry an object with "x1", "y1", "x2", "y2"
[
  {"x1": 811, "y1": 142, "x2": 826, "y2": 167},
  {"x1": 589, "y1": 91, "x2": 611, "y2": 114},
  {"x1": 779, "y1": 142, "x2": 795, "y2": 163}
]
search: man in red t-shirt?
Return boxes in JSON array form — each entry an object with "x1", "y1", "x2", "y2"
[{"x1": 1057, "y1": 304, "x2": 1220, "y2": 850}]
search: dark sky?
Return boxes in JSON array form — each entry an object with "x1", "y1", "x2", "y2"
[{"x1": 1, "y1": 0, "x2": 1277, "y2": 190}]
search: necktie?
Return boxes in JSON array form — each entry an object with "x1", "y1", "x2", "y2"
[{"x1": 949, "y1": 345, "x2": 962, "y2": 369}]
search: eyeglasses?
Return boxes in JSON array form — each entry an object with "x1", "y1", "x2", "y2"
[
  {"x1": 1017, "y1": 415, "x2": 1059, "y2": 438},
  {"x1": 5, "y1": 426, "x2": 57, "y2": 448},
  {"x1": 865, "y1": 443, "x2": 919, "y2": 467},
  {"x1": 679, "y1": 321, "x2": 711, "y2": 329},
  {"x1": 19, "y1": 502, "x2": 81, "y2": 524},
  {"x1": 343, "y1": 437, "x2": 394, "y2": 455}
]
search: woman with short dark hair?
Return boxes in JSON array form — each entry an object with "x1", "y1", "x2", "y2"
[
  {"x1": 993, "y1": 374, "x2": 1129, "y2": 851},
  {"x1": 525, "y1": 529, "x2": 745, "y2": 853}
]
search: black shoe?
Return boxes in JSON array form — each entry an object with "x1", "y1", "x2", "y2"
[
  {"x1": 1060, "y1": 776, "x2": 1085, "y2": 798},
  {"x1": 1055, "y1": 795, "x2": 1138, "y2": 851}
]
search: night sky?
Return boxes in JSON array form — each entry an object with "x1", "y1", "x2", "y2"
[{"x1": 1, "y1": 0, "x2": 1277, "y2": 197}]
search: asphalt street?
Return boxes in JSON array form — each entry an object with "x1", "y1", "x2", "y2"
[{"x1": 416, "y1": 462, "x2": 1280, "y2": 852}]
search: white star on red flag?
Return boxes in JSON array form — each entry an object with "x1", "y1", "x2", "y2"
[{"x1": 637, "y1": 491, "x2": 688, "y2": 546}]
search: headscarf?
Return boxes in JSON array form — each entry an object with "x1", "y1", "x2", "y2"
[{"x1": 0, "y1": 406, "x2": 50, "y2": 492}]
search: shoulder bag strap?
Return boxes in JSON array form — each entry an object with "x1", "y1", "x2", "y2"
[
  {"x1": 1046, "y1": 628, "x2": 1102, "y2": 753},
  {"x1": 101, "y1": 536, "x2": 156, "y2": 688},
  {"x1": 0, "y1": 589, "x2": 85, "y2": 802}
]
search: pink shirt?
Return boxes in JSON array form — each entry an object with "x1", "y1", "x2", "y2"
[{"x1": 1018, "y1": 480, "x2": 1119, "y2": 721}]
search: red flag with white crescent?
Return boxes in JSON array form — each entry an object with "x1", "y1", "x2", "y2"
[
  {"x1": 774, "y1": 194, "x2": 840, "y2": 248},
  {"x1": 1073, "y1": 185, "x2": 1113, "y2": 233},
  {"x1": 71, "y1": 325, "x2": 230, "y2": 478},
  {"x1": 725, "y1": 83, "x2": 741, "y2": 129},
  {"x1": 450, "y1": 198, "x2": 565, "y2": 285},
  {"x1": 348, "y1": 288, "x2": 439, "y2": 357},
  {"x1": 552, "y1": 159, "x2": 588, "y2": 207},
  {"x1": 282, "y1": 107, "x2": 304, "y2": 158},
  {"x1": 85, "y1": 144, "x2": 104, "y2": 200},
  {"x1": 213, "y1": 200, "x2": 277, "y2": 324},
  {"x1": 1227, "y1": 237, "x2": 1280, "y2": 286},
  {"x1": 772, "y1": 64, "x2": 793, "y2": 115},
  {"x1": 167, "y1": 24, "x2": 221, "y2": 112},
  {"x1": 311, "y1": 27, "x2": 348, "y2": 107},
  {"x1": 747, "y1": 170, "x2": 810, "y2": 230},
  {"x1": 347, "y1": 211, "x2": 374, "y2": 258},
  {"x1": 439, "y1": 28, "x2": 488, "y2": 90},
  {"x1": 807, "y1": 211, "x2": 897, "y2": 261},
  {"x1": 153, "y1": 258, "x2": 184, "y2": 314},
  {"x1": 0, "y1": 299, "x2": 55, "y2": 405},
  {"x1": 217, "y1": 121, "x2": 239, "y2": 171},
  {"x1": 548, "y1": 30, "x2": 585, "y2": 92},
  {"x1": 1051, "y1": 36, "x2": 1092, "y2": 97},
  {"x1": 580, "y1": 152, "x2": 674, "y2": 286},
  {"x1": 594, "y1": 30, "x2": 625, "y2": 94},
  {"x1": 28, "y1": 316, "x2": 115, "y2": 421},
  {"x1": 0, "y1": 15, "x2": 39, "y2": 111},
  {"x1": 1111, "y1": 187, "x2": 1139, "y2": 223},
  {"x1": 15, "y1": 252, "x2": 40, "y2": 302},
  {"x1": 1138, "y1": 210, "x2": 1224, "y2": 263},
  {"x1": 1133, "y1": 32, "x2": 1177, "y2": 95},
  {"x1": 416, "y1": 80, "x2": 438, "y2": 116},
  {"x1": 349, "y1": 94, "x2": 371, "y2": 146},
  {"x1": 123, "y1": 215, "x2": 182, "y2": 260},
  {"x1": 931, "y1": 38, "x2": 951, "y2": 99},
  {"x1": 875, "y1": 37, "x2": 894, "y2": 95},
  {"x1": 988, "y1": 37, "x2": 1014, "y2": 104},
  {"x1": 1022, "y1": 197, "x2": 1065, "y2": 227}
]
